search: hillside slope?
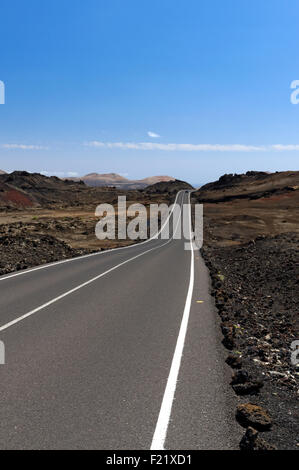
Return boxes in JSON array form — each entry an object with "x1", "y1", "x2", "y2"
[
  {"x1": 0, "y1": 171, "x2": 146, "y2": 210},
  {"x1": 67, "y1": 173, "x2": 174, "y2": 189},
  {"x1": 192, "y1": 171, "x2": 299, "y2": 246},
  {"x1": 144, "y1": 179, "x2": 194, "y2": 194},
  {"x1": 195, "y1": 171, "x2": 298, "y2": 204}
]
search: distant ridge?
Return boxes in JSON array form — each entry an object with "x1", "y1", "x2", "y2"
[
  {"x1": 0, "y1": 171, "x2": 180, "y2": 209},
  {"x1": 66, "y1": 173, "x2": 175, "y2": 189},
  {"x1": 194, "y1": 170, "x2": 299, "y2": 203},
  {"x1": 144, "y1": 179, "x2": 194, "y2": 194}
]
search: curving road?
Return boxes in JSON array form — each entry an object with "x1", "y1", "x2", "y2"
[{"x1": 0, "y1": 191, "x2": 240, "y2": 450}]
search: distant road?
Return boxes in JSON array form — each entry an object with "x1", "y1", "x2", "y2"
[{"x1": 0, "y1": 191, "x2": 240, "y2": 449}]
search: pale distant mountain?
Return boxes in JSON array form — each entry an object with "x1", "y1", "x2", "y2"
[
  {"x1": 80, "y1": 173, "x2": 130, "y2": 185},
  {"x1": 66, "y1": 173, "x2": 175, "y2": 189},
  {"x1": 0, "y1": 170, "x2": 6, "y2": 175},
  {"x1": 138, "y1": 176, "x2": 175, "y2": 186}
]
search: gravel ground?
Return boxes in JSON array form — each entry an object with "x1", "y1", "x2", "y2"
[
  {"x1": 0, "y1": 231, "x2": 92, "y2": 276},
  {"x1": 202, "y1": 233, "x2": 299, "y2": 450}
]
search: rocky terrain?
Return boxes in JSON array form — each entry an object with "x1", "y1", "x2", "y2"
[
  {"x1": 144, "y1": 178, "x2": 194, "y2": 194},
  {"x1": 193, "y1": 171, "x2": 299, "y2": 247},
  {"x1": 0, "y1": 171, "x2": 183, "y2": 210},
  {"x1": 193, "y1": 171, "x2": 299, "y2": 450},
  {"x1": 0, "y1": 171, "x2": 132, "y2": 210},
  {"x1": 0, "y1": 172, "x2": 189, "y2": 276},
  {"x1": 197, "y1": 170, "x2": 298, "y2": 204},
  {"x1": 0, "y1": 230, "x2": 88, "y2": 275}
]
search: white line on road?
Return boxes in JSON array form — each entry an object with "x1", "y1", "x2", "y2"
[
  {"x1": 151, "y1": 192, "x2": 195, "y2": 450},
  {"x1": 0, "y1": 196, "x2": 184, "y2": 333}
]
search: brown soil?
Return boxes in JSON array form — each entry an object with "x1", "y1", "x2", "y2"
[{"x1": 192, "y1": 172, "x2": 299, "y2": 248}]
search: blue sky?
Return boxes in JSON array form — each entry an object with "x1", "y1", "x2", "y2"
[{"x1": 0, "y1": 0, "x2": 298, "y2": 184}]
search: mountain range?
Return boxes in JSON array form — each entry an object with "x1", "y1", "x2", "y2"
[
  {"x1": 0, "y1": 171, "x2": 190, "y2": 209},
  {"x1": 66, "y1": 173, "x2": 175, "y2": 189}
]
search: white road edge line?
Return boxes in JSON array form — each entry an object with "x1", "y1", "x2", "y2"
[
  {"x1": 0, "y1": 194, "x2": 184, "y2": 333},
  {"x1": 0, "y1": 191, "x2": 183, "y2": 282},
  {"x1": 150, "y1": 192, "x2": 195, "y2": 451}
]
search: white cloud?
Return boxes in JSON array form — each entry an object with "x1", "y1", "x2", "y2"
[
  {"x1": 85, "y1": 141, "x2": 299, "y2": 152},
  {"x1": 272, "y1": 144, "x2": 299, "y2": 151},
  {"x1": 41, "y1": 171, "x2": 79, "y2": 177},
  {"x1": 147, "y1": 131, "x2": 160, "y2": 138},
  {"x1": 2, "y1": 144, "x2": 48, "y2": 150},
  {"x1": 85, "y1": 141, "x2": 265, "y2": 151}
]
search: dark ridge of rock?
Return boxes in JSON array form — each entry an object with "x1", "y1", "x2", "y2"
[
  {"x1": 193, "y1": 170, "x2": 299, "y2": 204},
  {"x1": 236, "y1": 404, "x2": 272, "y2": 431},
  {"x1": 197, "y1": 185, "x2": 296, "y2": 203},
  {"x1": 0, "y1": 171, "x2": 187, "y2": 210},
  {"x1": 240, "y1": 427, "x2": 277, "y2": 451},
  {"x1": 0, "y1": 171, "x2": 148, "y2": 210},
  {"x1": 144, "y1": 179, "x2": 193, "y2": 194},
  {"x1": 201, "y1": 171, "x2": 270, "y2": 191}
]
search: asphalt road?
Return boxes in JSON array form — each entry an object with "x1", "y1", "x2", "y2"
[{"x1": 0, "y1": 191, "x2": 241, "y2": 449}]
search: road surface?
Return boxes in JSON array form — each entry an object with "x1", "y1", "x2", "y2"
[{"x1": 0, "y1": 191, "x2": 240, "y2": 449}]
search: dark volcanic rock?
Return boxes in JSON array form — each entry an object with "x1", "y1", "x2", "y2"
[
  {"x1": 226, "y1": 353, "x2": 242, "y2": 369},
  {"x1": 202, "y1": 233, "x2": 298, "y2": 448},
  {"x1": 0, "y1": 232, "x2": 91, "y2": 276},
  {"x1": 231, "y1": 370, "x2": 264, "y2": 395},
  {"x1": 236, "y1": 404, "x2": 272, "y2": 431},
  {"x1": 202, "y1": 233, "x2": 298, "y2": 388},
  {"x1": 221, "y1": 322, "x2": 236, "y2": 350},
  {"x1": 222, "y1": 333, "x2": 235, "y2": 350},
  {"x1": 232, "y1": 381, "x2": 264, "y2": 396},
  {"x1": 231, "y1": 370, "x2": 250, "y2": 384},
  {"x1": 240, "y1": 427, "x2": 276, "y2": 451},
  {"x1": 201, "y1": 171, "x2": 269, "y2": 191},
  {"x1": 144, "y1": 179, "x2": 193, "y2": 194}
]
